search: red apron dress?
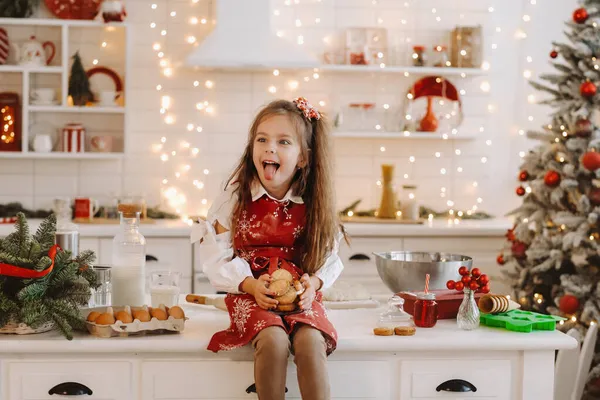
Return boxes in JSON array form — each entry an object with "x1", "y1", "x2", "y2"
[{"x1": 207, "y1": 194, "x2": 338, "y2": 354}]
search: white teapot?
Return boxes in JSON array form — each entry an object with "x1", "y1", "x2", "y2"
[{"x1": 13, "y1": 36, "x2": 56, "y2": 67}]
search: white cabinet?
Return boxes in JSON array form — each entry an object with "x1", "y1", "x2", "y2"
[
  {"x1": 399, "y1": 359, "x2": 512, "y2": 399},
  {"x1": 5, "y1": 360, "x2": 133, "y2": 400}
]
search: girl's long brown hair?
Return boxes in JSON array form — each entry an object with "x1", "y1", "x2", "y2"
[{"x1": 226, "y1": 99, "x2": 337, "y2": 274}]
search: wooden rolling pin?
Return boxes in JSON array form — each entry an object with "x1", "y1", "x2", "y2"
[{"x1": 185, "y1": 294, "x2": 227, "y2": 311}]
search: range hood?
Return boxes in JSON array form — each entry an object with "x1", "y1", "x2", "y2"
[{"x1": 186, "y1": 0, "x2": 319, "y2": 69}]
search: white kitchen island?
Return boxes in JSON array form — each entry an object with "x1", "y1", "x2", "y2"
[{"x1": 0, "y1": 300, "x2": 576, "y2": 400}]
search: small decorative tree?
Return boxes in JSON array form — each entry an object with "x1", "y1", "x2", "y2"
[
  {"x1": 0, "y1": 213, "x2": 99, "y2": 340},
  {"x1": 0, "y1": 0, "x2": 40, "y2": 18},
  {"x1": 68, "y1": 51, "x2": 94, "y2": 106}
]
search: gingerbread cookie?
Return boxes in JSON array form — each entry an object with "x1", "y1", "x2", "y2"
[
  {"x1": 373, "y1": 327, "x2": 394, "y2": 336},
  {"x1": 394, "y1": 326, "x2": 416, "y2": 336}
]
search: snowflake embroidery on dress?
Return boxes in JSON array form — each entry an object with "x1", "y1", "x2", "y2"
[
  {"x1": 236, "y1": 210, "x2": 260, "y2": 241},
  {"x1": 254, "y1": 319, "x2": 267, "y2": 331},
  {"x1": 282, "y1": 201, "x2": 292, "y2": 220},
  {"x1": 219, "y1": 343, "x2": 242, "y2": 351},
  {"x1": 302, "y1": 308, "x2": 319, "y2": 318},
  {"x1": 232, "y1": 298, "x2": 256, "y2": 335},
  {"x1": 238, "y1": 247, "x2": 257, "y2": 262},
  {"x1": 292, "y1": 225, "x2": 304, "y2": 239}
]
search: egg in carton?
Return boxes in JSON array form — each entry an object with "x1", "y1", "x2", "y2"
[{"x1": 83, "y1": 304, "x2": 188, "y2": 338}]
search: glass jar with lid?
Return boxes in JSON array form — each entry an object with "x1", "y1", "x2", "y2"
[
  {"x1": 432, "y1": 45, "x2": 450, "y2": 67},
  {"x1": 412, "y1": 45, "x2": 426, "y2": 67}
]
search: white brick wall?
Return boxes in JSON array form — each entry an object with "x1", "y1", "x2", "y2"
[{"x1": 0, "y1": 0, "x2": 576, "y2": 218}]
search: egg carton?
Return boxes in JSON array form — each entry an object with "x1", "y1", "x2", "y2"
[{"x1": 82, "y1": 305, "x2": 188, "y2": 338}]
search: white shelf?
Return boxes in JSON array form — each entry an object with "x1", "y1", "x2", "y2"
[
  {"x1": 319, "y1": 65, "x2": 486, "y2": 76},
  {"x1": 0, "y1": 18, "x2": 126, "y2": 28},
  {"x1": 0, "y1": 152, "x2": 124, "y2": 160},
  {"x1": 28, "y1": 105, "x2": 126, "y2": 114},
  {"x1": 332, "y1": 131, "x2": 477, "y2": 140},
  {"x1": 0, "y1": 65, "x2": 62, "y2": 73}
]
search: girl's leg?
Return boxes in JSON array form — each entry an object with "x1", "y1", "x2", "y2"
[
  {"x1": 292, "y1": 324, "x2": 330, "y2": 400},
  {"x1": 252, "y1": 326, "x2": 290, "y2": 400}
]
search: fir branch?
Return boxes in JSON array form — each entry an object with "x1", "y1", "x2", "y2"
[
  {"x1": 529, "y1": 81, "x2": 562, "y2": 97},
  {"x1": 74, "y1": 249, "x2": 96, "y2": 270},
  {"x1": 33, "y1": 214, "x2": 56, "y2": 253},
  {"x1": 48, "y1": 311, "x2": 74, "y2": 341},
  {"x1": 16, "y1": 279, "x2": 48, "y2": 301},
  {"x1": 20, "y1": 300, "x2": 48, "y2": 327}
]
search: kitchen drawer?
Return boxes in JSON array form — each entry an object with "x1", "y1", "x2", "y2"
[
  {"x1": 7, "y1": 360, "x2": 132, "y2": 400},
  {"x1": 399, "y1": 359, "x2": 511, "y2": 399},
  {"x1": 142, "y1": 360, "x2": 390, "y2": 399}
]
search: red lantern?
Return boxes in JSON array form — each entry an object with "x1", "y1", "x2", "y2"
[
  {"x1": 544, "y1": 170, "x2": 561, "y2": 187},
  {"x1": 573, "y1": 7, "x2": 589, "y2": 24},
  {"x1": 519, "y1": 170, "x2": 529, "y2": 181},
  {"x1": 0, "y1": 92, "x2": 21, "y2": 152},
  {"x1": 582, "y1": 151, "x2": 600, "y2": 171},
  {"x1": 559, "y1": 294, "x2": 580, "y2": 314},
  {"x1": 581, "y1": 81, "x2": 597, "y2": 98},
  {"x1": 516, "y1": 186, "x2": 526, "y2": 196},
  {"x1": 550, "y1": 50, "x2": 558, "y2": 59}
]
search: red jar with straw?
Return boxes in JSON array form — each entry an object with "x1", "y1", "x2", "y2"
[{"x1": 413, "y1": 274, "x2": 438, "y2": 328}]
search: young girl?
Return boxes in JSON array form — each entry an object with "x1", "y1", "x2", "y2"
[{"x1": 193, "y1": 97, "x2": 344, "y2": 400}]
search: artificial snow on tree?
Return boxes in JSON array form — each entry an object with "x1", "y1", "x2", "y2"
[
  {"x1": 0, "y1": 213, "x2": 98, "y2": 340},
  {"x1": 0, "y1": 0, "x2": 40, "y2": 18},
  {"x1": 68, "y1": 51, "x2": 94, "y2": 106},
  {"x1": 499, "y1": 2, "x2": 600, "y2": 398}
]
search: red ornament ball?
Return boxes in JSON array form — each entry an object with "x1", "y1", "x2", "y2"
[
  {"x1": 458, "y1": 266, "x2": 469, "y2": 276},
  {"x1": 461, "y1": 275, "x2": 471, "y2": 285},
  {"x1": 516, "y1": 186, "x2": 526, "y2": 196},
  {"x1": 497, "y1": 254, "x2": 505, "y2": 265},
  {"x1": 581, "y1": 81, "x2": 597, "y2": 98},
  {"x1": 511, "y1": 241, "x2": 528, "y2": 259},
  {"x1": 446, "y1": 280, "x2": 456, "y2": 290},
  {"x1": 559, "y1": 294, "x2": 580, "y2": 314},
  {"x1": 479, "y1": 274, "x2": 490, "y2": 285},
  {"x1": 480, "y1": 284, "x2": 490, "y2": 294},
  {"x1": 519, "y1": 170, "x2": 529, "y2": 181},
  {"x1": 544, "y1": 170, "x2": 561, "y2": 187},
  {"x1": 469, "y1": 281, "x2": 479, "y2": 291},
  {"x1": 582, "y1": 151, "x2": 600, "y2": 171},
  {"x1": 573, "y1": 7, "x2": 589, "y2": 24},
  {"x1": 589, "y1": 188, "x2": 600, "y2": 206},
  {"x1": 454, "y1": 281, "x2": 464, "y2": 291},
  {"x1": 471, "y1": 268, "x2": 481, "y2": 278},
  {"x1": 550, "y1": 50, "x2": 558, "y2": 59},
  {"x1": 576, "y1": 118, "x2": 593, "y2": 137}
]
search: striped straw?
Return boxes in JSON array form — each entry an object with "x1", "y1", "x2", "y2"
[{"x1": 425, "y1": 274, "x2": 430, "y2": 294}]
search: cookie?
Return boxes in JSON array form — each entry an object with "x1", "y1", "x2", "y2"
[
  {"x1": 394, "y1": 326, "x2": 416, "y2": 336},
  {"x1": 271, "y1": 269, "x2": 293, "y2": 283},
  {"x1": 373, "y1": 327, "x2": 394, "y2": 336},
  {"x1": 275, "y1": 286, "x2": 298, "y2": 305},
  {"x1": 269, "y1": 279, "x2": 290, "y2": 297},
  {"x1": 276, "y1": 303, "x2": 297, "y2": 312}
]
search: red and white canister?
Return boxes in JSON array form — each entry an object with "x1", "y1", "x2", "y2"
[{"x1": 62, "y1": 123, "x2": 85, "y2": 153}]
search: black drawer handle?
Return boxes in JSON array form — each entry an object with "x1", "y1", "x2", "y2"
[
  {"x1": 246, "y1": 383, "x2": 287, "y2": 394},
  {"x1": 146, "y1": 254, "x2": 158, "y2": 261},
  {"x1": 436, "y1": 379, "x2": 477, "y2": 393},
  {"x1": 49, "y1": 382, "x2": 93, "y2": 396},
  {"x1": 349, "y1": 253, "x2": 370, "y2": 260}
]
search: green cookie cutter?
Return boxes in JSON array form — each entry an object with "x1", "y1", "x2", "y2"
[{"x1": 479, "y1": 309, "x2": 567, "y2": 333}]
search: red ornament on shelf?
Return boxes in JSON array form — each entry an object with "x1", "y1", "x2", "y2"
[
  {"x1": 519, "y1": 170, "x2": 529, "y2": 181},
  {"x1": 582, "y1": 151, "x2": 600, "y2": 171},
  {"x1": 511, "y1": 241, "x2": 528, "y2": 259},
  {"x1": 550, "y1": 50, "x2": 558, "y2": 59},
  {"x1": 544, "y1": 170, "x2": 561, "y2": 187},
  {"x1": 559, "y1": 294, "x2": 580, "y2": 314},
  {"x1": 516, "y1": 186, "x2": 526, "y2": 196},
  {"x1": 581, "y1": 81, "x2": 597, "y2": 98},
  {"x1": 497, "y1": 254, "x2": 505, "y2": 265},
  {"x1": 573, "y1": 7, "x2": 589, "y2": 24}
]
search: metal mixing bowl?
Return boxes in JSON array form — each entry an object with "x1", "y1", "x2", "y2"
[{"x1": 373, "y1": 251, "x2": 473, "y2": 293}]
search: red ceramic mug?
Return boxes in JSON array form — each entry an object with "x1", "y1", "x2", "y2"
[{"x1": 74, "y1": 198, "x2": 99, "y2": 220}]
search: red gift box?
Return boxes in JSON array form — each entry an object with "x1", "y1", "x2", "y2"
[{"x1": 398, "y1": 289, "x2": 484, "y2": 320}]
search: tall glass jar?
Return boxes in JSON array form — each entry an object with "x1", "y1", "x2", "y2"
[
  {"x1": 400, "y1": 185, "x2": 419, "y2": 221},
  {"x1": 432, "y1": 45, "x2": 450, "y2": 67},
  {"x1": 111, "y1": 203, "x2": 146, "y2": 306},
  {"x1": 457, "y1": 289, "x2": 480, "y2": 330}
]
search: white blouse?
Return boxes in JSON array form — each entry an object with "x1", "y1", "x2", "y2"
[{"x1": 191, "y1": 182, "x2": 345, "y2": 294}]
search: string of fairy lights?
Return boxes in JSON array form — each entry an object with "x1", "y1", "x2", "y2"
[{"x1": 145, "y1": 0, "x2": 540, "y2": 223}]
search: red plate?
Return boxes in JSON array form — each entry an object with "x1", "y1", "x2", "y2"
[{"x1": 44, "y1": 0, "x2": 102, "y2": 20}]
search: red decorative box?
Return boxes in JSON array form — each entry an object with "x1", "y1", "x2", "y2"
[{"x1": 398, "y1": 289, "x2": 484, "y2": 320}]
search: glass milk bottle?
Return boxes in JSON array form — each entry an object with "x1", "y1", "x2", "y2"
[{"x1": 111, "y1": 204, "x2": 146, "y2": 306}]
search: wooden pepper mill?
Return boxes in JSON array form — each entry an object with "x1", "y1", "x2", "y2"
[{"x1": 377, "y1": 164, "x2": 397, "y2": 219}]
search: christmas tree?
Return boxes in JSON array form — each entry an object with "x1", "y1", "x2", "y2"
[
  {"x1": 68, "y1": 51, "x2": 94, "y2": 106},
  {"x1": 0, "y1": 213, "x2": 99, "y2": 340},
  {"x1": 500, "y1": 3, "x2": 600, "y2": 398},
  {"x1": 0, "y1": 0, "x2": 40, "y2": 18}
]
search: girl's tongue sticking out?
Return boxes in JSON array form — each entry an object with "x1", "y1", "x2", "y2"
[{"x1": 263, "y1": 161, "x2": 279, "y2": 181}]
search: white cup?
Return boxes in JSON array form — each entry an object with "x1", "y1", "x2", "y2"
[
  {"x1": 31, "y1": 88, "x2": 55, "y2": 104},
  {"x1": 99, "y1": 90, "x2": 117, "y2": 106}
]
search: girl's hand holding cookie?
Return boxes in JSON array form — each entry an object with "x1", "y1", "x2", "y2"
[
  {"x1": 299, "y1": 273, "x2": 316, "y2": 310},
  {"x1": 250, "y1": 275, "x2": 279, "y2": 310}
]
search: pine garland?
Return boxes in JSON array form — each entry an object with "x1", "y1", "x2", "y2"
[{"x1": 0, "y1": 213, "x2": 99, "y2": 340}]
